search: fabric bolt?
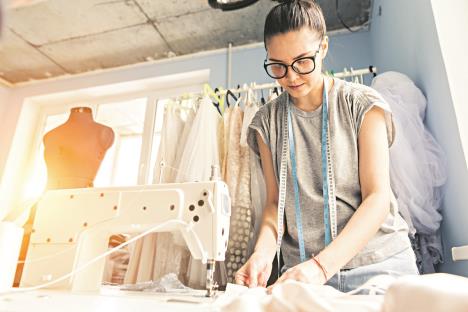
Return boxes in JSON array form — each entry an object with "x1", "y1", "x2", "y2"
[{"x1": 247, "y1": 78, "x2": 411, "y2": 270}]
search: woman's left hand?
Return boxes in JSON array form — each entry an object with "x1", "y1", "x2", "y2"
[{"x1": 266, "y1": 259, "x2": 326, "y2": 293}]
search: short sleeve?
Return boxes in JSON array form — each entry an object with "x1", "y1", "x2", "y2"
[
  {"x1": 247, "y1": 108, "x2": 270, "y2": 157},
  {"x1": 354, "y1": 87, "x2": 395, "y2": 147}
]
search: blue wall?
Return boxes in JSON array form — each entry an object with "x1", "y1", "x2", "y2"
[
  {"x1": 132, "y1": 30, "x2": 373, "y2": 90},
  {"x1": 370, "y1": 0, "x2": 468, "y2": 276},
  {"x1": 229, "y1": 30, "x2": 373, "y2": 88}
]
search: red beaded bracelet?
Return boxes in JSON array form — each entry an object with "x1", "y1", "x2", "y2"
[{"x1": 311, "y1": 256, "x2": 328, "y2": 282}]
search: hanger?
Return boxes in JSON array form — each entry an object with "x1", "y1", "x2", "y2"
[
  {"x1": 260, "y1": 89, "x2": 266, "y2": 105},
  {"x1": 203, "y1": 84, "x2": 224, "y2": 115},
  {"x1": 225, "y1": 89, "x2": 239, "y2": 108},
  {"x1": 273, "y1": 86, "x2": 280, "y2": 97},
  {"x1": 214, "y1": 87, "x2": 223, "y2": 114}
]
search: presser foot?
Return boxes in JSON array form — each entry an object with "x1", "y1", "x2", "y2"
[{"x1": 205, "y1": 260, "x2": 218, "y2": 297}]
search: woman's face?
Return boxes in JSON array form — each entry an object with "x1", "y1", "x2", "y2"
[{"x1": 266, "y1": 27, "x2": 328, "y2": 99}]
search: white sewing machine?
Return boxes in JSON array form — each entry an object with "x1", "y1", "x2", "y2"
[{"x1": 20, "y1": 180, "x2": 231, "y2": 297}]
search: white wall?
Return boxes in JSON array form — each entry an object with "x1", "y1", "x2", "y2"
[
  {"x1": 430, "y1": 0, "x2": 468, "y2": 276},
  {"x1": 371, "y1": 0, "x2": 468, "y2": 276},
  {"x1": 431, "y1": 0, "x2": 468, "y2": 165}
]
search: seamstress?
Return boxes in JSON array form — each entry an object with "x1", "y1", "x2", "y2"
[{"x1": 236, "y1": 0, "x2": 418, "y2": 292}]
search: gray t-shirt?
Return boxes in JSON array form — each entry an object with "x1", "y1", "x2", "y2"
[{"x1": 247, "y1": 78, "x2": 411, "y2": 269}]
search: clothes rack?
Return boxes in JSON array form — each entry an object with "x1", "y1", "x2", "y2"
[{"x1": 217, "y1": 66, "x2": 377, "y2": 95}]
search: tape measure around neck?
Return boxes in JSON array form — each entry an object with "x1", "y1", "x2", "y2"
[{"x1": 276, "y1": 78, "x2": 338, "y2": 273}]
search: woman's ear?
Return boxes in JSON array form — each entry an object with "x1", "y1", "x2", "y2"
[{"x1": 321, "y1": 35, "x2": 329, "y2": 59}]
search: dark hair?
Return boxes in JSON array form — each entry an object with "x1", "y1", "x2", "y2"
[{"x1": 264, "y1": 0, "x2": 326, "y2": 47}]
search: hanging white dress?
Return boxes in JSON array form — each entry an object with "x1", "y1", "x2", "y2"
[
  {"x1": 175, "y1": 95, "x2": 222, "y2": 288},
  {"x1": 175, "y1": 96, "x2": 221, "y2": 183},
  {"x1": 153, "y1": 104, "x2": 185, "y2": 184},
  {"x1": 371, "y1": 71, "x2": 447, "y2": 273},
  {"x1": 173, "y1": 102, "x2": 197, "y2": 181},
  {"x1": 125, "y1": 103, "x2": 187, "y2": 284}
]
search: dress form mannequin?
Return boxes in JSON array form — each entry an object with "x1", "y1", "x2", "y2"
[
  {"x1": 43, "y1": 106, "x2": 114, "y2": 189},
  {"x1": 15, "y1": 107, "x2": 114, "y2": 286}
]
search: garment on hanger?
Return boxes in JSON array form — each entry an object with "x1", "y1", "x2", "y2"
[
  {"x1": 371, "y1": 71, "x2": 447, "y2": 273},
  {"x1": 125, "y1": 102, "x2": 188, "y2": 285},
  {"x1": 222, "y1": 107, "x2": 233, "y2": 180},
  {"x1": 225, "y1": 106, "x2": 243, "y2": 207},
  {"x1": 224, "y1": 103, "x2": 256, "y2": 282},
  {"x1": 240, "y1": 89, "x2": 259, "y2": 148},
  {"x1": 173, "y1": 100, "x2": 197, "y2": 182},
  {"x1": 152, "y1": 104, "x2": 185, "y2": 183},
  {"x1": 175, "y1": 95, "x2": 222, "y2": 288},
  {"x1": 175, "y1": 95, "x2": 221, "y2": 183}
]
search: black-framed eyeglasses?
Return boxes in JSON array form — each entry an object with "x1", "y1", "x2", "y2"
[{"x1": 263, "y1": 47, "x2": 321, "y2": 79}]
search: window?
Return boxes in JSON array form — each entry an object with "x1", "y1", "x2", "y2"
[{"x1": 35, "y1": 97, "x2": 167, "y2": 190}]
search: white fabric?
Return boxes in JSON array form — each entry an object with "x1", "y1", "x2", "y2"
[
  {"x1": 175, "y1": 96, "x2": 221, "y2": 288},
  {"x1": 371, "y1": 72, "x2": 447, "y2": 236},
  {"x1": 173, "y1": 102, "x2": 196, "y2": 182},
  {"x1": 153, "y1": 104, "x2": 185, "y2": 184},
  {"x1": 217, "y1": 278, "x2": 389, "y2": 312},
  {"x1": 382, "y1": 273, "x2": 468, "y2": 312},
  {"x1": 125, "y1": 102, "x2": 195, "y2": 284},
  {"x1": 218, "y1": 273, "x2": 468, "y2": 312},
  {"x1": 240, "y1": 90, "x2": 259, "y2": 147},
  {"x1": 175, "y1": 96, "x2": 221, "y2": 182}
]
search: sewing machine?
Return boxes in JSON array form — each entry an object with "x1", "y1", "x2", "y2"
[{"x1": 20, "y1": 180, "x2": 231, "y2": 297}]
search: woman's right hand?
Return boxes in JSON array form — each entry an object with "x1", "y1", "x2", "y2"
[{"x1": 234, "y1": 251, "x2": 273, "y2": 288}]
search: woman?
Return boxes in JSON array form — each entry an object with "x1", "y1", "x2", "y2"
[{"x1": 236, "y1": 0, "x2": 418, "y2": 292}]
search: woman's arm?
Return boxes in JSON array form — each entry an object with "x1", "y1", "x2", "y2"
[
  {"x1": 316, "y1": 105, "x2": 391, "y2": 278},
  {"x1": 253, "y1": 132, "x2": 279, "y2": 260}
]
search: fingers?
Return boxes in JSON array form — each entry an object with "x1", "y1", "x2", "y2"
[
  {"x1": 235, "y1": 266, "x2": 265, "y2": 288},
  {"x1": 234, "y1": 270, "x2": 248, "y2": 286},
  {"x1": 266, "y1": 269, "x2": 291, "y2": 293},
  {"x1": 258, "y1": 271, "x2": 267, "y2": 287}
]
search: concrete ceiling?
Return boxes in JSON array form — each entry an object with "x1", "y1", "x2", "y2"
[{"x1": 0, "y1": 0, "x2": 371, "y2": 85}]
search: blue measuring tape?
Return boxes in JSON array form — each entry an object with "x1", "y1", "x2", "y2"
[{"x1": 286, "y1": 78, "x2": 332, "y2": 263}]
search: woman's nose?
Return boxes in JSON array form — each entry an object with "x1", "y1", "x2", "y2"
[{"x1": 285, "y1": 66, "x2": 300, "y2": 81}]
